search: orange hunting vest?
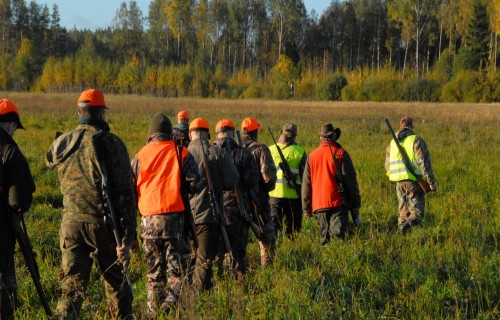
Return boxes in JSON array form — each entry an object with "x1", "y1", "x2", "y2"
[
  {"x1": 136, "y1": 140, "x2": 187, "y2": 216},
  {"x1": 309, "y1": 141, "x2": 345, "y2": 212}
]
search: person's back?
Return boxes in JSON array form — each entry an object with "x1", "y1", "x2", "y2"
[
  {"x1": 187, "y1": 118, "x2": 239, "y2": 291},
  {"x1": 46, "y1": 89, "x2": 136, "y2": 319},
  {"x1": 240, "y1": 117, "x2": 277, "y2": 267},
  {"x1": 268, "y1": 123, "x2": 307, "y2": 239},
  {"x1": 0, "y1": 98, "x2": 35, "y2": 320}
]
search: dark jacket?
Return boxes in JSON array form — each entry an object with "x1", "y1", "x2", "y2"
[
  {"x1": 0, "y1": 128, "x2": 35, "y2": 217},
  {"x1": 188, "y1": 137, "x2": 239, "y2": 224}
]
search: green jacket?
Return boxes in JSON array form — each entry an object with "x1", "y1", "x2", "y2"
[{"x1": 46, "y1": 121, "x2": 137, "y2": 246}]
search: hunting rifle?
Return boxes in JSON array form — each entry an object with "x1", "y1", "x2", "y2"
[
  {"x1": 222, "y1": 137, "x2": 262, "y2": 240},
  {"x1": 199, "y1": 138, "x2": 233, "y2": 254},
  {"x1": 384, "y1": 118, "x2": 430, "y2": 193},
  {"x1": 6, "y1": 208, "x2": 53, "y2": 317},
  {"x1": 91, "y1": 130, "x2": 131, "y2": 284}
]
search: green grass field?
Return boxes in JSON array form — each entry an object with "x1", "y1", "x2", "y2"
[{"x1": 3, "y1": 92, "x2": 499, "y2": 319}]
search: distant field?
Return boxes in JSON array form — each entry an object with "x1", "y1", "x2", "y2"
[{"x1": 3, "y1": 92, "x2": 499, "y2": 319}]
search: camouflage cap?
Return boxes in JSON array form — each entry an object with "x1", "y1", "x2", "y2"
[
  {"x1": 319, "y1": 123, "x2": 341, "y2": 140},
  {"x1": 400, "y1": 116, "x2": 413, "y2": 129},
  {"x1": 282, "y1": 123, "x2": 297, "y2": 137}
]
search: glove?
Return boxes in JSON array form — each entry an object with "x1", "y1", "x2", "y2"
[{"x1": 350, "y1": 208, "x2": 362, "y2": 227}]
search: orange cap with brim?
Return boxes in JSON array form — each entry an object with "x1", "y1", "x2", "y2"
[
  {"x1": 0, "y1": 99, "x2": 25, "y2": 130},
  {"x1": 241, "y1": 117, "x2": 261, "y2": 133},
  {"x1": 77, "y1": 89, "x2": 108, "y2": 108},
  {"x1": 215, "y1": 119, "x2": 235, "y2": 134},
  {"x1": 189, "y1": 118, "x2": 210, "y2": 132},
  {"x1": 177, "y1": 110, "x2": 190, "y2": 120}
]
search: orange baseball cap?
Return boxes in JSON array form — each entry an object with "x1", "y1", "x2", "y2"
[
  {"x1": 0, "y1": 99, "x2": 25, "y2": 129},
  {"x1": 241, "y1": 117, "x2": 261, "y2": 133},
  {"x1": 189, "y1": 117, "x2": 210, "y2": 132},
  {"x1": 215, "y1": 119, "x2": 235, "y2": 134},
  {"x1": 77, "y1": 89, "x2": 108, "y2": 108},
  {"x1": 177, "y1": 110, "x2": 190, "y2": 120}
]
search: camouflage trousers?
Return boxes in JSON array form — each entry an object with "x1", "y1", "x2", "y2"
[
  {"x1": 57, "y1": 219, "x2": 133, "y2": 320},
  {"x1": 270, "y1": 197, "x2": 302, "y2": 240},
  {"x1": 253, "y1": 199, "x2": 276, "y2": 267},
  {"x1": 222, "y1": 214, "x2": 249, "y2": 276},
  {"x1": 396, "y1": 181, "x2": 425, "y2": 232},
  {"x1": 317, "y1": 206, "x2": 348, "y2": 245},
  {"x1": 141, "y1": 213, "x2": 184, "y2": 316}
]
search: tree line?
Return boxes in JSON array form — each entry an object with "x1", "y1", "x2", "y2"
[{"x1": 1, "y1": 0, "x2": 499, "y2": 102}]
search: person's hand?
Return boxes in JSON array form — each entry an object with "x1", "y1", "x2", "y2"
[
  {"x1": 303, "y1": 210, "x2": 312, "y2": 218},
  {"x1": 130, "y1": 239, "x2": 139, "y2": 254},
  {"x1": 116, "y1": 244, "x2": 131, "y2": 268},
  {"x1": 429, "y1": 183, "x2": 437, "y2": 192},
  {"x1": 351, "y1": 208, "x2": 362, "y2": 227}
]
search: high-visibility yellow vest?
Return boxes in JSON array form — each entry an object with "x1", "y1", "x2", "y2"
[
  {"x1": 268, "y1": 143, "x2": 304, "y2": 199},
  {"x1": 387, "y1": 135, "x2": 421, "y2": 182}
]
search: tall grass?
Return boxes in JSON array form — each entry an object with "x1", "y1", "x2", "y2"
[{"x1": 3, "y1": 92, "x2": 499, "y2": 319}]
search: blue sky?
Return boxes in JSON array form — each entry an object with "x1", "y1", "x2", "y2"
[{"x1": 37, "y1": 0, "x2": 330, "y2": 30}]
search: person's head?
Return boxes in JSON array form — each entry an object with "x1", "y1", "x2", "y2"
[
  {"x1": 148, "y1": 112, "x2": 172, "y2": 137},
  {"x1": 0, "y1": 98, "x2": 25, "y2": 137},
  {"x1": 400, "y1": 116, "x2": 413, "y2": 129},
  {"x1": 177, "y1": 110, "x2": 190, "y2": 124},
  {"x1": 215, "y1": 119, "x2": 235, "y2": 140},
  {"x1": 189, "y1": 117, "x2": 210, "y2": 140},
  {"x1": 280, "y1": 123, "x2": 297, "y2": 144},
  {"x1": 319, "y1": 123, "x2": 341, "y2": 142},
  {"x1": 241, "y1": 117, "x2": 261, "y2": 141},
  {"x1": 77, "y1": 89, "x2": 107, "y2": 120}
]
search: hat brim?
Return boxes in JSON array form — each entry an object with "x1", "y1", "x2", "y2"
[{"x1": 320, "y1": 128, "x2": 341, "y2": 140}]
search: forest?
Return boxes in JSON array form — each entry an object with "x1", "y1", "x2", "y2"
[{"x1": 1, "y1": 0, "x2": 500, "y2": 102}]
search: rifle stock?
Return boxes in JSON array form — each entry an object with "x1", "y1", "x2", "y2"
[
  {"x1": 267, "y1": 127, "x2": 301, "y2": 198},
  {"x1": 384, "y1": 119, "x2": 430, "y2": 193},
  {"x1": 199, "y1": 139, "x2": 232, "y2": 254}
]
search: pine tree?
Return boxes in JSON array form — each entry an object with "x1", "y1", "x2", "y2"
[{"x1": 464, "y1": 0, "x2": 490, "y2": 69}]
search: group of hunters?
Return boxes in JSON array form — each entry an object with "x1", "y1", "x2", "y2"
[{"x1": 0, "y1": 89, "x2": 436, "y2": 319}]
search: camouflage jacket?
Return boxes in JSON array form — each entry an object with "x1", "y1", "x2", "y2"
[
  {"x1": 385, "y1": 128, "x2": 436, "y2": 187},
  {"x1": 172, "y1": 122, "x2": 190, "y2": 148},
  {"x1": 215, "y1": 138, "x2": 260, "y2": 225},
  {"x1": 46, "y1": 120, "x2": 137, "y2": 246},
  {"x1": 244, "y1": 139, "x2": 277, "y2": 195},
  {"x1": 0, "y1": 128, "x2": 35, "y2": 220},
  {"x1": 188, "y1": 138, "x2": 239, "y2": 224}
]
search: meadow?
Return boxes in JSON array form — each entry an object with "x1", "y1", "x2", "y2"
[{"x1": 3, "y1": 92, "x2": 499, "y2": 319}]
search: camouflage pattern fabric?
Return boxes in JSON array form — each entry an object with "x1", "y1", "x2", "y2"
[
  {"x1": 244, "y1": 140, "x2": 277, "y2": 266},
  {"x1": 141, "y1": 213, "x2": 184, "y2": 315},
  {"x1": 46, "y1": 124, "x2": 137, "y2": 245},
  {"x1": 172, "y1": 123, "x2": 190, "y2": 148},
  {"x1": 385, "y1": 127, "x2": 435, "y2": 233},
  {"x1": 47, "y1": 122, "x2": 136, "y2": 319},
  {"x1": 56, "y1": 219, "x2": 133, "y2": 319},
  {"x1": 396, "y1": 181, "x2": 425, "y2": 232}
]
